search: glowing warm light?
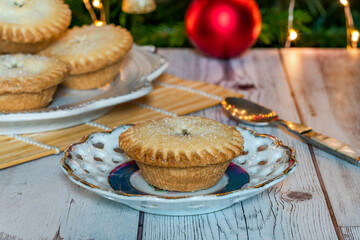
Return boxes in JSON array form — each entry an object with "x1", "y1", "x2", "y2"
[
  {"x1": 289, "y1": 29, "x2": 298, "y2": 41},
  {"x1": 351, "y1": 30, "x2": 359, "y2": 42},
  {"x1": 94, "y1": 20, "x2": 104, "y2": 27},
  {"x1": 340, "y1": 0, "x2": 348, "y2": 6},
  {"x1": 239, "y1": 110, "x2": 247, "y2": 115},
  {"x1": 83, "y1": 0, "x2": 106, "y2": 27},
  {"x1": 92, "y1": 0, "x2": 101, "y2": 8}
]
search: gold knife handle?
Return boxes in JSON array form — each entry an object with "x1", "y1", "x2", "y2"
[{"x1": 272, "y1": 120, "x2": 360, "y2": 166}]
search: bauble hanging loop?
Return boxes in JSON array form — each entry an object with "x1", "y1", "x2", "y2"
[{"x1": 122, "y1": 0, "x2": 156, "y2": 14}]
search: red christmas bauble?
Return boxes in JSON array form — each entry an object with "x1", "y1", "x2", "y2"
[{"x1": 185, "y1": 0, "x2": 262, "y2": 59}]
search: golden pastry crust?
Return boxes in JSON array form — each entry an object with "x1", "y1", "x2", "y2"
[
  {"x1": 40, "y1": 24, "x2": 133, "y2": 75},
  {"x1": 0, "y1": 0, "x2": 71, "y2": 44},
  {"x1": 136, "y1": 160, "x2": 231, "y2": 192},
  {"x1": 61, "y1": 58, "x2": 123, "y2": 90},
  {"x1": 0, "y1": 39, "x2": 52, "y2": 54},
  {"x1": 0, "y1": 54, "x2": 68, "y2": 94},
  {"x1": 119, "y1": 117, "x2": 244, "y2": 167},
  {"x1": 0, "y1": 86, "x2": 57, "y2": 112}
]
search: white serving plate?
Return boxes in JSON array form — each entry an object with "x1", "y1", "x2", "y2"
[
  {"x1": 61, "y1": 125, "x2": 298, "y2": 216},
  {"x1": 0, "y1": 45, "x2": 168, "y2": 134}
]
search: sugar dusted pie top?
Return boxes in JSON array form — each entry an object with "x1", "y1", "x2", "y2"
[
  {"x1": 40, "y1": 24, "x2": 133, "y2": 74},
  {"x1": 0, "y1": 0, "x2": 71, "y2": 43},
  {"x1": 119, "y1": 117, "x2": 244, "y2": 167},
  {"x1": 0, "y1": 54, "x2": 48, "y2": 77},
  {"x1": 0, "y1": 54, "x2": 67, "y2": 93}
]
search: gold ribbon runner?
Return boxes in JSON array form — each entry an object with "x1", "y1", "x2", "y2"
[{"x1": 0, "y1": 74, "x2": 242, "y2": 169}]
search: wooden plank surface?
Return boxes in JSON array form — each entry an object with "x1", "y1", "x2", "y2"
[
  {"x1": 342, "y1": 227, "x2": 360, "y2": 240},
  {"x1": 141, "y1": 48, "x2": 338, "y2": 240},
  {"x1": 0, "y1": 153, "x2": 140, "y2": 240},
  {"x1": 1, "y1": 48, "x2": 358, "y2": 239},
  {"x1": 281, "y1": 48, "x2": 360, "y2": 236}
]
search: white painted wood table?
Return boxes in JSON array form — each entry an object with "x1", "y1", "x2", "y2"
[{"x1": 0, "y1": 48, "x2": 359, "y2": 240}]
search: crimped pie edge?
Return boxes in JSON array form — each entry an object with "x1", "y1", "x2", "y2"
[
  {"x1": 0, "y1": 0, "x2": 71, "y2": 43},
  {"x1": 40, "y1": 24, "x2": 134, "y2": 75},
  {"x1": 119, "y1": 117, "x2": 244, "y2": 167}
]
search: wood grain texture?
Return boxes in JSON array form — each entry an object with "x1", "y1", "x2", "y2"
[
  {"x1": 342, "y1": 227, "x2": 360, "y2": 240},
  {"x1": 135, "y1": 73, "x2": 242, "y2": 115},
  {"x1": 0, "y1": 153, "x2": 139, "y2": 240},
  {"x1": 141, "y1": 49, "x2": 338, "y2": 240},
  {"x1": 281, "y1": 48, "x2": 360, "y2": 227}
]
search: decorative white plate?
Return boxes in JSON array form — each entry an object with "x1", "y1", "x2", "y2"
[
  {"x1": 0, "y1": 45, "x2": 168, "y2": 134},
  {"x1": 61, "y1": 125, "x2": 298, "y2": 216}
]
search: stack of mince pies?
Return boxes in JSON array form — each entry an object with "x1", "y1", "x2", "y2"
[{"x1": 0, "y1": 0, "x2": 133, "y2": 112}]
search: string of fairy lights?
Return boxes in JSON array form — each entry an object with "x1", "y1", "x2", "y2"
[
  {"x1": 285, "y1": 0, "x2": 297, "y2": 48},
  {"x1": 83, "y1": 0, "x2": 105, "y2": 26},
  {"x1": 340, "y1": 0, "x2": 359, "y2": 48},
  {"x1": 286, "y1": 0, "x2": 359, "y2": 48},
  {"x1": 82, "y1": 0, "x2": 155, "y2": 22},
  {"x1": 83, "y1": 0, "x2": 358, "y2": 49}
]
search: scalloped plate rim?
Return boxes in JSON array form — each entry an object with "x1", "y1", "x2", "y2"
[{"x1": 60, "y1": 125, "x2": 298, "y2": 204}]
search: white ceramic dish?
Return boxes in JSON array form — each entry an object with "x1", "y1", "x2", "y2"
[
  {"x1": 0, "y1": 46, "x2": 168, "y2": 134},
  {"x1": 61, "y1": 125, "x2": 298, "y2": 216}
]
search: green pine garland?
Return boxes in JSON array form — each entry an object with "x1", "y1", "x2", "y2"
[{"x1": 65, "y1": 0, "x2": 359, "y2": 48}]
